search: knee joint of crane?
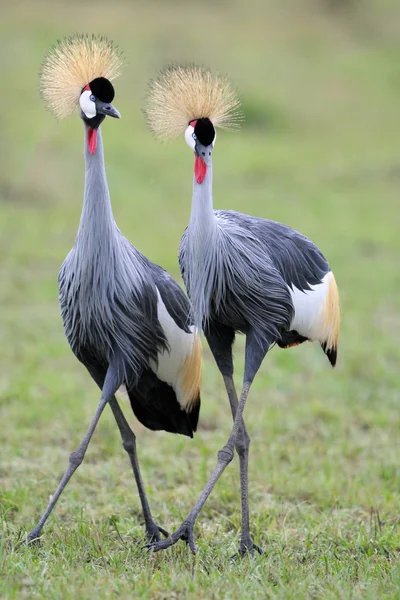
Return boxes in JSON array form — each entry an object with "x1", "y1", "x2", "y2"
[
  {"x1": 69, "y1": 448, "x2": 84, "y2": 469},
  {"x1": 122, "y1": 438, "x2": 136, "y2": 454},
  {"x1": 236, "y1": 430, "x2": 251, "y2": 456},
  {"x1": 218, "y1": 444, "x2": 234, "y2": 464}
]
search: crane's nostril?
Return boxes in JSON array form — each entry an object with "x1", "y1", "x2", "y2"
[{"x1": 201, "y1": 152, "x2": 205, "y2": 156}]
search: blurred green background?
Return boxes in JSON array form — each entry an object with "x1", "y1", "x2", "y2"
[{"x1": 1, "y1": 0, "x2": 400, "y2": 598}]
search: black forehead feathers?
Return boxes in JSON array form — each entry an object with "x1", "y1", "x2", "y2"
[
  {"x1": 89, "y1": 77, "x2": 115, "y2": 103},
  {"x1": 194, "y1": 118, "x2": 215, "y2": 147}
]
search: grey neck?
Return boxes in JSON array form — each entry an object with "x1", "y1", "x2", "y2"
[
  {"x1": 188, "y1": 159, "x2": 216, "y2": 236},
  {"x1": 76, "y1": 124, "x2": 116, "y2": 248},
  {"x1": 186, "y1": 157, "x2": 220, "y2": 328}
]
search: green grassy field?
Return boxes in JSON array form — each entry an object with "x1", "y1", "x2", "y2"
[{"x1": 1, "y1": 0, "x2": 400, "y2": 597}]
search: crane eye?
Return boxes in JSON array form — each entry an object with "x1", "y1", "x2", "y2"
[
  {"x1": 192, "y1": 133, "x2": 197, "y2": 140},
  {"x1": 90, "y1": 94, "x2": 95, "y2": 102}
]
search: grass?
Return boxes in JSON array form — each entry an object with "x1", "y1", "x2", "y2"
[{"x1": 1, "y1": 0, "x2": 400, "y2": 597}]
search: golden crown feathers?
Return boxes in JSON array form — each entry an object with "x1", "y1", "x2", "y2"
[
  {"x1": 39, "y1": 34, "x2": 124, "y2": 120},
  {"x1": 144, "y1": 65, "x2": 243, "y2": 140}
]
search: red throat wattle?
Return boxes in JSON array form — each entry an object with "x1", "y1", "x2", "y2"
[
  {"x1": 87, "y1": 127, "x2": 97, "y2": 155},
  {"x1": 194, "y1": 154, "x2": 207, "y2": 184}
]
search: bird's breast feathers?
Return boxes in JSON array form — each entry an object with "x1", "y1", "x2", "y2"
[{"x1": 150, "y1": 289, "x2": 202, "y2": 411}]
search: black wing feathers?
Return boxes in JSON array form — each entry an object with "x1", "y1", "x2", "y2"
[{"x1": 127, "y1": 370, "x2": 197, "y2": 437}]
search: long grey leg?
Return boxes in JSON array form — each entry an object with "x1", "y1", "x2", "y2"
[
  {"x1": 108, "y1": 396, "x2": 168, "y2": 542},
  {"x1": 223, "y1": 376, "x2": 262, "y2": 556},
  {"x1": 26, "y1": 392, "x2": 110, "y2": 543},
  {"x1": 25, "y1": 361, "x2": 124, "y2": 544},
  {"x1": 146, "y1": 381, "x2": 252, "y2": 554}
]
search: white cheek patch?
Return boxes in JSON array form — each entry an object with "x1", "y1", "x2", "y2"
[
  {"x1": 79, "y1": 90, "x2": 96, "y2": 119},
  {"x1": 185, "y1": 125, "x2": 196, "y2": 151}
]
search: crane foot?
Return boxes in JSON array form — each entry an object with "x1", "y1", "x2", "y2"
[
  {"x1": 145, "y1": 522, "x2": 169, "y2": 543},
  {"x1": 230, "y1": 537, "x2": 264, "y2": 560},
  {"x1": 144, "y1": 519, "x2": 197, "y2": 554},
  {"x1": 18, "y1": 527, "x2": 43, "y2": 548}
]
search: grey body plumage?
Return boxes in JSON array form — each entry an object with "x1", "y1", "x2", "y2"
[
  {"x1": 179, "y1": 153, "x2": 332, "y2": 360},
  {"x1": 60, "y1": 128, "x2": 166, "y2": 382},
  {"x1": 180, "y1": 207, "x2": 330, "y2": 346}
]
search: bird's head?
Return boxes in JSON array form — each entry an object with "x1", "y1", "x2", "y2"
[
  {"x1": 79, "y1": 77, "x2": 120, "y2": 154},
  {"x1": 40, "y1": 34, "x2": 124, "y2": 154},
  {"x1": 185, "y1": 118, "x2": 216, "y2": 183},
  {"x1": 80, "y1": 77, "x2": 120, "y2": 124},
  {"x1": 144, "y1": 65, "x2": 242, "y2": 184}
]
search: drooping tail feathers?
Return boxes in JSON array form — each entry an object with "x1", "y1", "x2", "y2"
[{"x1": 320, "y1": 273, "x2": 340, "y2": 366}]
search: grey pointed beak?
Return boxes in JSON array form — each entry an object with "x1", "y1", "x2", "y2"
[
  {"x1": 195, "y1": 141, "x2": 212, "y2": 165},
  {"x1": 96, "y1": 100, "x2": 121, "y2": 119}
]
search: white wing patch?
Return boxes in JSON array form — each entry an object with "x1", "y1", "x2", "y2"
[
  {"x1": 150, "y1": 289, "x2": 201, "y2": 409},
  {"x1": 289, "y1": 271, "x2": 333, "y2": 343}
]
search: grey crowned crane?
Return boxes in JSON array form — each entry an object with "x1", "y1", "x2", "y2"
[
  {"x1": 145, "y1": 65, "x2": 340, "y2": 556},
  {"x1": 26, "y1": 37, "x2": 202, "y2": 544}
]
